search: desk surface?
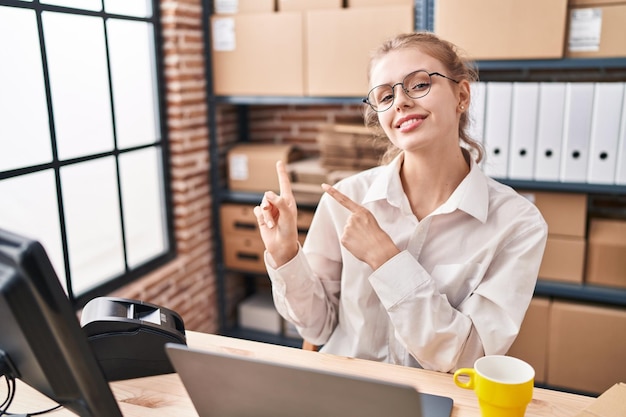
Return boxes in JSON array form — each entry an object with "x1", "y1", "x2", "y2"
[{"x1": 7, "y1": 331, "x2": 593, "y2": 417}]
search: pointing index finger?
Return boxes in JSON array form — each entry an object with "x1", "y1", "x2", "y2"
[
  {"x1": 276, "y1": 160, "x2": 293, "y2": 197},
  {"x1": 321, "y1": 183, "x2": 361, "y2": 213}
]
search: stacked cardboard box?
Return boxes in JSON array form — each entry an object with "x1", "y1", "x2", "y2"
[
  {"x1": 508, "y1": 297, "x2": 626, "y2": 395},
  {"x1": 316, "y1": 123, "x2": 387, "y2": 171},
  {"x1": 221, "y1": 203, "x2": 314, "y2": 273},
  {"x1": 434, "y1": 0, "x2": 568, "y2": 60},
  {"x1": 519, "y1": 191, "x2": 588, "y2": 284},
  {"x1": 586, "y1": 218, "x2": 626, "y2": 289},
  {"x1": 548, "y1": 300, "x2": 626, "y2": 394},
  {"x1": 227, "y1": 143, "x2": 302, "y2": 193},
  {"x1": 238, "y1": 291, "x2": 282, "y2": 335},
  {"x1": 210, "y1": 3, "x2": 414, "y2": 97}
]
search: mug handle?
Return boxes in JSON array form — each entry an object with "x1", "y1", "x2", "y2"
[{"x1": 453, "y1": 368, "x2": 475, "y2": 390}]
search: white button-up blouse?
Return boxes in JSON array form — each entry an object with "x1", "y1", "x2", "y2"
[{"x1": 265, "y1": 153, "x2": 548, "y2": 372}]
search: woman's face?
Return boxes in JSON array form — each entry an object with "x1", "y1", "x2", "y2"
[{"x1": 368, "y1": 48, "x2": 468, "y2": 155}]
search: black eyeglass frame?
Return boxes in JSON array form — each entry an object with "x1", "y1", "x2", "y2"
[{"x1": 362, "y1": 70, "x2": 460, "y2": 112}]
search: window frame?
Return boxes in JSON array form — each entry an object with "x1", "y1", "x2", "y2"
[{"x1": 0, "y1": 0, "x2": 175, "y2": 309}]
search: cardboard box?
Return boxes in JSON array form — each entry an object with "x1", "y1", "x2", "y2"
[
  {"x1": 316, "y1": 123, "x2": 387, "y2": 170},
  {"x1": 506, "y1": 297, "x2": 551, "y2": 384},
  {"x1": 220, "y1": 203, "x2": 259, "y2": 236},
  {"x1": 347, "y1": 0, "x2": 413, "y2": 6},
  {"x1": 278, "y1": 0, "x2": 342, "y2": 11},
  {"x1": 538, "y1": 236, "x2": 586, "y2": 283},
  {"x1": 585, "y1": 218, "x2": 626, "y2": 288},
  {"x1": 434, "y1": 0, "x2": 568, "y2": 60},
  {"x1": 238, "y1": 291, "x2": 282, "y2": 334},
  {"x1": 214, "y1": 0, "x2": 275, "y2": 14},
  {"x1": 574, "y1": 383, "x2": 626, "y2": 417},
  {"x1": 566, "y1": 5, "x2": 626, "y2": 58},
  {"x1": 227, "y1": 143, "x2": 301, "y2": 192},
  {"x1": 547, "y1": 301, "x2": 626, "y2": 394},
  {"x1": 306, "y1": 6, "x2": 414, "y2": 97},
  {"x1": 211, "y1": 12, "x2": 304, "y2": 95},
  {"x1": 223, "y1": 233, "x2": 267, "y2": 273},
  {"x1": 220, "y1": 203, "x2": 313, "y2": 246},
  {"x1": 519, "y1": 191, "x2": 587, "y2": 237}
]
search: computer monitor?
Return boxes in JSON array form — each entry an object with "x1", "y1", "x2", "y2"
[{"x1": 0, "y1": 228, "x2": 123, "y2": 416}]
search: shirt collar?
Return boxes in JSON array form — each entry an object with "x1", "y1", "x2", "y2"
[
  {"x1": 362, "y1": 152, "x2": 489, "y2": 223},
  {"x1": 362, "y1": 153, "x2": 405, "y2": 208}
]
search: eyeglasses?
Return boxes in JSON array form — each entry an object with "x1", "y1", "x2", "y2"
[{"x1": 363, "y1": 70, "x2": 459, "y2": 112}]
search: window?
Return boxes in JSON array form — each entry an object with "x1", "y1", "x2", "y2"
[{"x1": 0, "y1": 0, "x2": 174, "y2": 307}]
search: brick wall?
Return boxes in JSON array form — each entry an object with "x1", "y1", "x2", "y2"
[{"x1": 112, "y1": 0, "x2": 217, "y2": 333}]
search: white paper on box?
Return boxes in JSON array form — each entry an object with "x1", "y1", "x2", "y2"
[
  {"x1": 568, "y1": 8, "x2": 602, "y2": 52},
  {"x1": 508, "y1": 83, "x2": 539, "y2": 180},
  {"x1": 229, "y1": 153, "x2": 249, "y2": 180},
  {"x1": 587, "y1": 82, "x2": 624, "y2": 184},
  {"x1": 616, "y1": 86, "x2": 626, "y2": 185},
  {"x1": 215, "y1": 0, "x2": 239, "y2": 14},
  {"x1": 560, "y1": 83, "x2": 594, "y2": 183},
  {"x1": 212, "y1": 17, "x2": 236, "y2": 51},
  {"x1": 534, "y1": 83, "x2": 566, "y2": 182},
  {"x1": 468, "y1": 82, "x2": 487, "y2": 146},
  {"x1": 483, "y1": 82, "x2": 513, "y2": 179}
]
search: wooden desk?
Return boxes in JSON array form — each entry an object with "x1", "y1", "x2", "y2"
[{"x1": 6, "y1": 331, "x2": 594, "y2": 416}]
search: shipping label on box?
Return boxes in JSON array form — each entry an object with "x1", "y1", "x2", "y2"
[
  {"x1": 567, "y1": 5, "x2": 626, "y2": 58},
  {"x1": 214, "y1": 0, "x2": 275, "y2": 14},
  {"x1": 568, "y1": 8, "x2": 603, "y2": 52}
]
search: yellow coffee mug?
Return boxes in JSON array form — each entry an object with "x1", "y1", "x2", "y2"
[{"x1": 453, "y1": 355, "x2": 534, "y2": 417}]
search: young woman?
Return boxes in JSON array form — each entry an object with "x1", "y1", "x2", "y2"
[{"x1": 253, "y1": 32, "x2": 547, "y2": 372}]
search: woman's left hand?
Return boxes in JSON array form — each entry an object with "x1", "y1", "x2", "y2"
[{"x1": 322, "y1": 183, "x2": 400, "y2": 270}]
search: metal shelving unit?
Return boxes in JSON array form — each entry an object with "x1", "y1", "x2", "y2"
[{"x1": 202, "y1": 0, "x2": 626, "y2": 347}]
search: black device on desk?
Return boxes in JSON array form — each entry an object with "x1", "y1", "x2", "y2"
[
  {"x1": 81, "y1": 296, "x2": 187, "y2": 381},
  {"x1": 0, "y1": 228, "x2": 123, "y2": 417}
]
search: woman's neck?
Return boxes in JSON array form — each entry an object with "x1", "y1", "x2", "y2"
[{"x1": 400, "y1": 147, "x2": 470, "y2": 220}]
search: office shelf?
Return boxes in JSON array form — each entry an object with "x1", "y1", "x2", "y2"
[
  {"x1": 477, "y1": 57, "x2": 626, "y2": 72},
  {"x1": 499, "y1": 180, "x2": 626, "y2": 196},
  {"x1": 215, "y1": 95, "x2": 364, "y2": 106},
  {"x1": 202, "y1": 0, "x2": 626, "y2": 351},
  {"x1": 535, "y1": 281, "x2": 626, "y2": 307}
]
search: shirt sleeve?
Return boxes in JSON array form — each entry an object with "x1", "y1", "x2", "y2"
[
  {"x1": 265, "y1": 244, "x2": 343, "y2": 345},
  {"x1": 369, "y1": 220, "x2": 547, "y2": 372}
]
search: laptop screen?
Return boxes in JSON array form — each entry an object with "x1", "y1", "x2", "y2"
[{"x1": 166, "y1": 343, "x2": 453, "y2": 417}]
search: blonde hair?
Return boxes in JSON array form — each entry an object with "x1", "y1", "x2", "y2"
[{"x1": 364, "y1": 32, "x2": 484, "y2": 164}]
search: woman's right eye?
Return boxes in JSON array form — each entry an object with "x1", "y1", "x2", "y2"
[{"x1": 379, "y1": 93, "x2": 393, "y2": 103}]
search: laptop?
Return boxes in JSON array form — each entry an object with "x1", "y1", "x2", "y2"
[{"x1": 166, "y1": 343, "x2": 453, "y2": 417}]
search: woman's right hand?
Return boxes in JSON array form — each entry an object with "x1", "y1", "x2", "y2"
[{"x1": 253, "y1": 160, "x2": 299, "y2": 267}]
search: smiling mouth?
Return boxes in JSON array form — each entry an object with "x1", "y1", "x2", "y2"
[{"x1": 396, "y1": 116, "x2": 425, "y2": 129}]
